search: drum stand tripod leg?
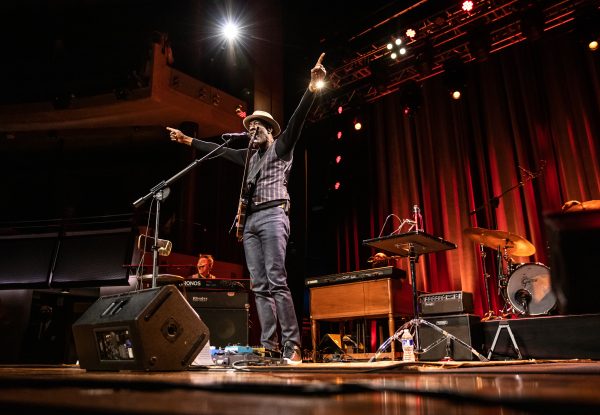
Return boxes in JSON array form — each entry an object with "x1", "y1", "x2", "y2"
[{"x1": 487, "y1": 321, "x2": 523, "y2": 360}]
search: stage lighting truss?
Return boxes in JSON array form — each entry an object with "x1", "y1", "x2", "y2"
[{"x1": 309, "y1": 0, "x2": 589, "y2": 123}]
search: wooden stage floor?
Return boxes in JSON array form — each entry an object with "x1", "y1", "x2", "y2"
[{"x1": 1, "y1": 360, "x2": 600, "y2": 414}]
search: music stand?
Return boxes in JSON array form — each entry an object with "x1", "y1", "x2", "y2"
[{"x1": 363, "y1": 231, "x2": 488, "y2": 362}]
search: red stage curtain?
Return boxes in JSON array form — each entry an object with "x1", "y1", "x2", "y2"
[{"x1": 330, "y1": 34, "x2": 600, "y2": 315}]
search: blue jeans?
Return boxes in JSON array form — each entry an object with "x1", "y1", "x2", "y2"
[{"x1": 243, "y1": 206, "x2": 300, "y2": 350}]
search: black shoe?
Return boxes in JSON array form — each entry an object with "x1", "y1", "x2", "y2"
[{"x1": 283, "y1": 341, "x2": 302, "y2": 365}]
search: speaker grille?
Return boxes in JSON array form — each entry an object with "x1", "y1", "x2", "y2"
[
  {"x1": 418, "y1": 314, "x2": 483, "y2": 361},
  {"x1": 192, "y1": 308, "x2": 248, "y2": 347}
]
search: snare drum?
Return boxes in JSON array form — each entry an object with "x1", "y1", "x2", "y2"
[{"x1": 506, "y1": 263, "x2": 556, "y2": 315}]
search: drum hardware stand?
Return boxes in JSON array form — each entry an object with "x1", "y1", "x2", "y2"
[
  {"x1": 480, "y1": 244, "x2": 501, "y2": 321},
  {"x1": 487, "y1": 320, "x2": 523, "y2": 360},
  {"x1": 133, "y1": 134, "x2": 241, "y2": 288},
  {"x1": 363, "y1": 224, "x2": 488, "y2": 362}
]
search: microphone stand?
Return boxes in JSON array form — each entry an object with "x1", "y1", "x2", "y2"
[
  {"x1": 132, "y1": 135, "x2": 240, "y2": 289},
  {"x1": 468, "y1": 161, "x2": 546, "y2": 317},
  {"x1": 468, "y1": 161, "x2": 546, "y2": 217}
]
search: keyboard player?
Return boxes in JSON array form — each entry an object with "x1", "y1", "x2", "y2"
[{"x1": 191, "y1": 254, "x2": 217, "y2": 279}]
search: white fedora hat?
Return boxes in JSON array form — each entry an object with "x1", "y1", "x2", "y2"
[{"x1": 243, "y1": 110, "x2": 281, "y2": 137}]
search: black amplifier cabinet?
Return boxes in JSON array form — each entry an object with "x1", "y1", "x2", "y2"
[
  {"x1": 185, "y1": 291, "x2": 250, "y2": 347},
  {"x1": 419, "y1": 291, "x2": 473, "y2": 315},
  {"x1": 419, "y1": 314, "x2": 483, "y2": 361}
]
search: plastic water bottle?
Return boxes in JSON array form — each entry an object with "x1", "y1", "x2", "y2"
[{"x1": 401, "y1": 329, "x2": 416, "y2": 362}]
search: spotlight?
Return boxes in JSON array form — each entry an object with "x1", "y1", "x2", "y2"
[
  {"x1": 353, "y1": 119, "x2": 362, "y2": 131},
  {"x1": 575, "y1": 4, "x2": 600, "y2": 52},
  {"x1": 399, "y1": 47, "x2": 407, "y2": 55},
  {"x1": 443, "y1": 56, "x2": 467, "y2": 101},
  {"x1": 315, "y1": 80, "x2": 325, "y2": 90},
  {"x1": 406, "y1": 28, "x2": 416, "y2": 39},
  {"x1": 395, "y1": 38, "x2": 402, "y2": 46},
  {"x1": 221, "y1": 21, "x2": 240, "y2": 41},
  {"x1": 399, "y1": 80, "x2": 422, "y2": 116},
  {"x1": 462, "y1": 1, "x2": 474, "y2": 13},
  {"x1": 387, "y1": 43, "x2": 393, "y2": 50},
  {"x1": 390, "y1": 52, "x2": 398, "y2": 59}
]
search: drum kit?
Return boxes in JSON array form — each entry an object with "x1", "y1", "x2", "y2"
[{"x1": 463, "y1": 227, "x2": 556, "y2": 319}]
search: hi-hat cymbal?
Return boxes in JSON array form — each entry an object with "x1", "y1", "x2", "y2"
[
  {"x1": 463, "y1": 227, "x2": 536, "y2": 257},
  {"x1": 138, "y1": 274, "x2": 184, "y2": 284}
]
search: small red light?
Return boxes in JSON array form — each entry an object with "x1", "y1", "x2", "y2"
[
  {"x1": 334, "y1": 182, "x2": 341, "y2": 190},
  {"x1": 335, "y1": 155, "x2": 342, "y2": 164},
  {"x1": 337, "y1": 131, "x2": 342, "y2": 140},
  {"x1": 337, "y1": 106, "x2": 343, "y2": 114}
]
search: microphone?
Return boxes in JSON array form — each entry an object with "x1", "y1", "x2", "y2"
[
  {"x1": 222, "y1": 132, "x2": 249, "y2": 139},
  {"x1": 412, "y1": 204, "x2": 422, "y2": 231},
  {"x1": 515, "y1": 289, "x2": 532, "y2": 314}
]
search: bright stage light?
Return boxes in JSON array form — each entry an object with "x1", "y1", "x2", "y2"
[{"x1": 222, "y1": 21, "x2": 240, "y2": 41}]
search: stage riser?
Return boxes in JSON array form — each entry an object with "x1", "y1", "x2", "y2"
[{"x1": 483, "y1": 314, "x2": 600, "y2": 360}]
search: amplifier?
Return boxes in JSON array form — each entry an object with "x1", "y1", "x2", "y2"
[
  {"x1": 419, "y1": 291, "x2": 473, "y2": 315},
  {"x1": 186, "y1": 291, "x2": 249, "y2": 309},
  {"x1": 419, "y1": 314, "x2": 483, "y2": 361}
]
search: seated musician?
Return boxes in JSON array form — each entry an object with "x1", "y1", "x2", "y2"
[{"x1": 191, "y1": 254, "x2": 217, "y2": 279}]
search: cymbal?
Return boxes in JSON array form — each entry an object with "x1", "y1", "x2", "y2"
[
  {"x1": 463, "y1": 227, "x2": 536, "y2": 257},
  {"x1": 138, "y1": 274, "x2": 184, "y2": 284}
]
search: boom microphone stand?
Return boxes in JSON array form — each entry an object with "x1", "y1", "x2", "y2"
[{"x1": 133, "y1": 134, "x2": 244, "y2": 289}]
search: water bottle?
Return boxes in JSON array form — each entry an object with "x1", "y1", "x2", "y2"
[{"x1": 401, "y1": 329, "x2": 416, "y2": 362}]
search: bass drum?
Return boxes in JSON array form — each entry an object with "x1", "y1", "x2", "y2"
[{"x1": 507, "y1": 263, "x2": 556, "y2": 316}]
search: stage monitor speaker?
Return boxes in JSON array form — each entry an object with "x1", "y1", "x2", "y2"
[
  {"x1": 419, "y1": 314, "x2": 483, "y2": 361},
  {"x1": 192, "y1": 308, "x2": 248, "y2": 347},
  {"x1": 72, "y1": 286, "x2": 209, "y2": 371}
]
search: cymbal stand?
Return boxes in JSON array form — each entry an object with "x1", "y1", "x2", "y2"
[
  {"x1": 480, "y1": 244, "x2": 499, "y2": 321},
  {"x1": 498, "y1": 246, "x2": 513, "y2": 317}
]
